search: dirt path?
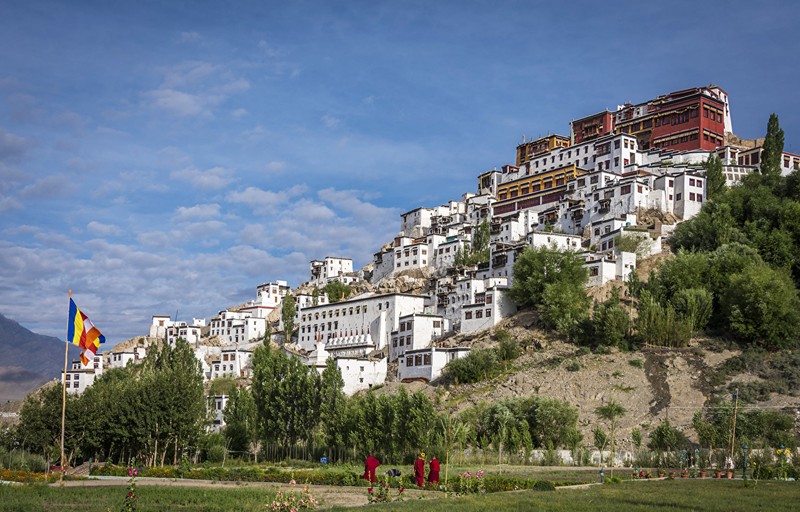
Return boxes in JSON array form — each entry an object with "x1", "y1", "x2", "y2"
[{"x1": 52, "y1": 477, "x2": 435, "y2": 508}]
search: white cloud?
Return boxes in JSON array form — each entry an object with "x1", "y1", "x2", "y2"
[
  {"x1": 226, "y1": 184, "x2": 306, "y2": 213},
  {"x1": 144, "y1": 61, "x2": 249, "y2": 118},
  {"x1": 264, "y1": 161, "x2": 286, "y2": 172},
  {"x1": 161, "y1": 61, "x2": 220, "y2": 89},
  {"x1": 87, "y1": 221, "x2": 121, "y2": 236},
  {"x1": 144, "y1": 89, "x2": 217, "y2": 118},
  {"x1": 231, "y1": 108, "x2": 248, "y2": 119},
  {"x1": 175, "y1": 203, "x2": 221, "y2": 221},
  {"x1": 321, "y1": 114, "x2": 341, "y2": 129},
  {"x1": 257, "y1": 40, "x2": 281, "y2": 57},
  {"x1": 19, "y1": 175, "x2": 73, "y2": 199},
  {"x1": 170, "y1": 166, "x2": 235, "y2": 188},
  {"x1": 0, "y1": 128, "x2": 31, "y2": 160}
]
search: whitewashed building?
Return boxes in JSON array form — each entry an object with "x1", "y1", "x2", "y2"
[
  {"x1": 310, "y1": 257, "x2": 354, "y2": 286},
  {"x1": 297, "y1": 292, "x2": 428, "y2": 353},
  {"x1": 65, "y1": 353, "x2": 104, "y2": 395},
  {"x1": 460, "y1": 285, "x2": 517, "y2": 334},
  {"x1": 240, "y1": 281, "x2": 291, "y2": 318},
  {"x1": 167, "y1": 318, "x2": 206, "y2": 345},
  {"x1": 207, "y1": 394, "x2": 229, "y2": 432},
  {"x1": 209, "y1": 310, "x2": 266, "y2": 345},
  {"x1": 209, "y1": 348, "x2": 255, "y2": 380},
  {"x1": 398, "y1": 347, "x2": 471, "y2": 383},
  {"x1": 389, "y1": 313, "x2": 448, "y2": 362}
]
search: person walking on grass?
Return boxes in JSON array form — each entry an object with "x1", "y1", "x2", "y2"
[{"x1": 414, "y1": 452, "x2": 426, "y2": 487}]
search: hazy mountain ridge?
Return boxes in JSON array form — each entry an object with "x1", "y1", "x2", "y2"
[{"x1": 0, "y1": 313, "x2": 81, "y2": 401}]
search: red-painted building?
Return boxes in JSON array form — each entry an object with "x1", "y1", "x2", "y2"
[
  {"x1": 615, "y1": 86, "x2": 730, "y2": 152},
  {"x1": 570, "y1": 110, "x2": 614, "y2": 145}
]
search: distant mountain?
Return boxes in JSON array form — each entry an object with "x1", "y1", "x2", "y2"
[{"x1": 0, "y1": 313, "x2": 81, "y2": 401}]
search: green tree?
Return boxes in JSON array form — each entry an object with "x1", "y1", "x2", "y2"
[
  {"x1": 319, "y1": 358, "x2": 345, "y2": 448},
  {"x1": 510, "y1": 245, "x2": 588, "y2": 308},
  {"x1": 323, "y1": 281, "x2": 351, "y2": 303},
  {"x1": 592, "y1": 426, "x2": 607, "y2": 463},
  {"x1": 703, "y1": 153, "x2": 726, "y2": 199},
  {"x1": 648, "y1": 420, "x2": 688, "y2": 466},
  {"x1": 281, "y1": 295, "x2": 297, "y2": 343},
  {"x1": 541, "y1": 280, "x2": 590, "y2": 341},
  {"x1": 595, "y1": 400, "x2": 626, "y2": 473},
  {"x1": 251, "y1": 344, "x2": 320, "y2": 446},
  {"x1": 590, "y1": 287, "x2": 630, "y2": 348},
  {"x1": 761, "y1": 113, "x2": 785, "y2": 178},
  {"x1": 223, "y1": 388, "x2": 258, "y2": 459},
  {"x1": 720, "y1": 264, "x2": 800, "y2": 349}
]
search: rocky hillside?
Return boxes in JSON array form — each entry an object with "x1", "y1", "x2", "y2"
[{"x1": 409, "y1": 310, "x2": 800, "y2": 446}]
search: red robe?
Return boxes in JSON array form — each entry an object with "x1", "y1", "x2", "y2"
[
  {"x1": 427, "y1": 458, "x2": 440, "y2": 484},
  {"x1": 414, "y1": 457, "x2": 425, "y2": 487},
  {"x1": 363, "y1": 455, "x2": 380, "y2": 483}
]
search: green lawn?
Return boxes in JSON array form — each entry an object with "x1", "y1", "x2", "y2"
[
  {"x1": 0, "y1": 484, "x2": 277, "y2": 512},
  {"x1": 330, "y1": 479, "x2": 799, "y2": 512},
  {"x1": 0, "y1": 479, "x2": 797, "y2": 511}
]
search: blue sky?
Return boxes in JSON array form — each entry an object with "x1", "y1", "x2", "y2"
[{"x1": 1, "y1": 1, "x2": 798, "y2": 343}]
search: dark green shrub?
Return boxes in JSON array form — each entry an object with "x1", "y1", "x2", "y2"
[{"x1": 532, "y1": 480, "x2": 556, "y2": 491}]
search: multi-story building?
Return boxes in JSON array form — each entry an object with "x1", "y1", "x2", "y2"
[
  {"x1": 296, "y1": 292, "x2": 428, "y2": 353},
  {"x1": 614, "y1": 86, "x2": 731, "y2": 152},
  {"x1": 310, "y1": 257, "x2": 354, "y2": 286},
  {"x1": 398, "y1": 347, "x2": 471, "y2": 383},
  {"x1": 65, "y1": 353, "x2": 104, "y2": 394},
  {"x1": 167, "y1": 318, "x2": 206, "y2": 345},
  {"x1": 516, "y1": 134, "x2": 571, "y2": 166},
  {"x1": 389, "y1": 313, "x2": 448, "y2": 362},
  {"x1": 209, "y1": 310, "x2": 266, "y2": 345},
  {"x1": 209, "y1": 347, "x2": 255, "y2": 379},
  {"x1": 240, "y1": 280, "x2": 290, "y2": 318}
]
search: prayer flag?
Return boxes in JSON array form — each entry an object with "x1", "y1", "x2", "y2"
[{"x1": 67, "y1": 298, "x2": 106, "y2": 366}]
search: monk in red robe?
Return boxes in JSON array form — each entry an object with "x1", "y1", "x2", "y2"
[
  {"x1": 427, "y1": 456, "x2": 440, "y2": 485},
  {"x1": 414, "y1": 452, "x2": 426, "y2": 487},
  {"x1": 363, "y1": 455, "x2": 380, "y2": 483}
]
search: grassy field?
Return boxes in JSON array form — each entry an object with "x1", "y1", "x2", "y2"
[
  {"x1": 328, "y1": 480, "x2": 800, "y2": 512},
  {"x1": 0, "y1": 484, "x2": 277, "y2": 512},
  {"x1": 0, "y1": 479, "x2": 798, "y2": 512}
]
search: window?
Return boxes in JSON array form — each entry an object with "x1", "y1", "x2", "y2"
[
  {"x1": 689, "y1": 178, "x2": 695, "y2": 186},
  {"x1": 423, "y1": 354, "x2": 431, "y2": 366},
  {"x1": 590, "y1": 267, "x2": 599, "y2": 277},
  {"x1": 465, "y1": 312, "x2": 473, "y2": 320},
  {"x1": 676, "y1": 193, "x2": 682, "y2": 201},
  {"x1": 406, "y1": 358, "x2": 413, "y2": 367}
]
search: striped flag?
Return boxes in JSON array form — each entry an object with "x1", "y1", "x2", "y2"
[{"x1": 67, "y1": 298, "x2": 106, "y2": 366}]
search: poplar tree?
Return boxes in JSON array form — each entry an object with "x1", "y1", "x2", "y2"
[
  {"x1": 761, "y1": 113, "x2": 784, "y2": 178},
  {"x1": 703, "y1": 153, "x2": 726, "y2": 199},
  {"x1": 281, "y1": 295, "x2": 296, "y2": 344}
]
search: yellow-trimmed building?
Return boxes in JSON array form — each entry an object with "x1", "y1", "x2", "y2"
[
  {"x1": 494, "y1": 164, "x2": 588, "y2": 216},
  {"x1": 515, "y1": 134, "x2": 570, "y2": 166}
]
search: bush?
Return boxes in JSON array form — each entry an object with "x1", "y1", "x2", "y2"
[
  {"x1": 0, "y1": 449, "x2": 47, "y2": 472},
  {"x1": 532, "y1": 480, "x2": 556, "y2": 491},
  {"x1": 444, "y1": 349, "x2": 500, "y2": 384},
  {"x1": 206, "y1": 444, "x2": 227, "y2": 463},
  {"x1": 566, "y1": 360, "x2": 581, "y2": 372}
]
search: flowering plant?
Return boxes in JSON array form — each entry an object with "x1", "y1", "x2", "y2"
[
  {"x1": 453, "y1": 469, "x2": 486, "y2": 495},
  {"x1": 122, "y1": 459, "x2": 138, "y2": 512},
  {"x1": 267, "y1": 482, "x2": 318, "y2": 511},
  {"x1": 367, "y1": 475, "x2": 404, "y2": 503}
]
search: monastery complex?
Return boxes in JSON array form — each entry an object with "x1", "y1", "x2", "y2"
[{"x1": 62, "y1": 85, "x2": 800, "y2": 432}]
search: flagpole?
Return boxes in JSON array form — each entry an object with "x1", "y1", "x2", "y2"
[{"x1": 60, "y1": 290, "x2": 71, "y2": 483}]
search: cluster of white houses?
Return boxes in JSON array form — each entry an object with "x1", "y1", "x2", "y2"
[{"x1": 64, "y1": 84, "x2": 799, "y2": 432}]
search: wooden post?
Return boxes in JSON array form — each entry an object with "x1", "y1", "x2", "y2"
[{"x1": 60, "y1": 290, "x2": 72, "y2": 483}]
